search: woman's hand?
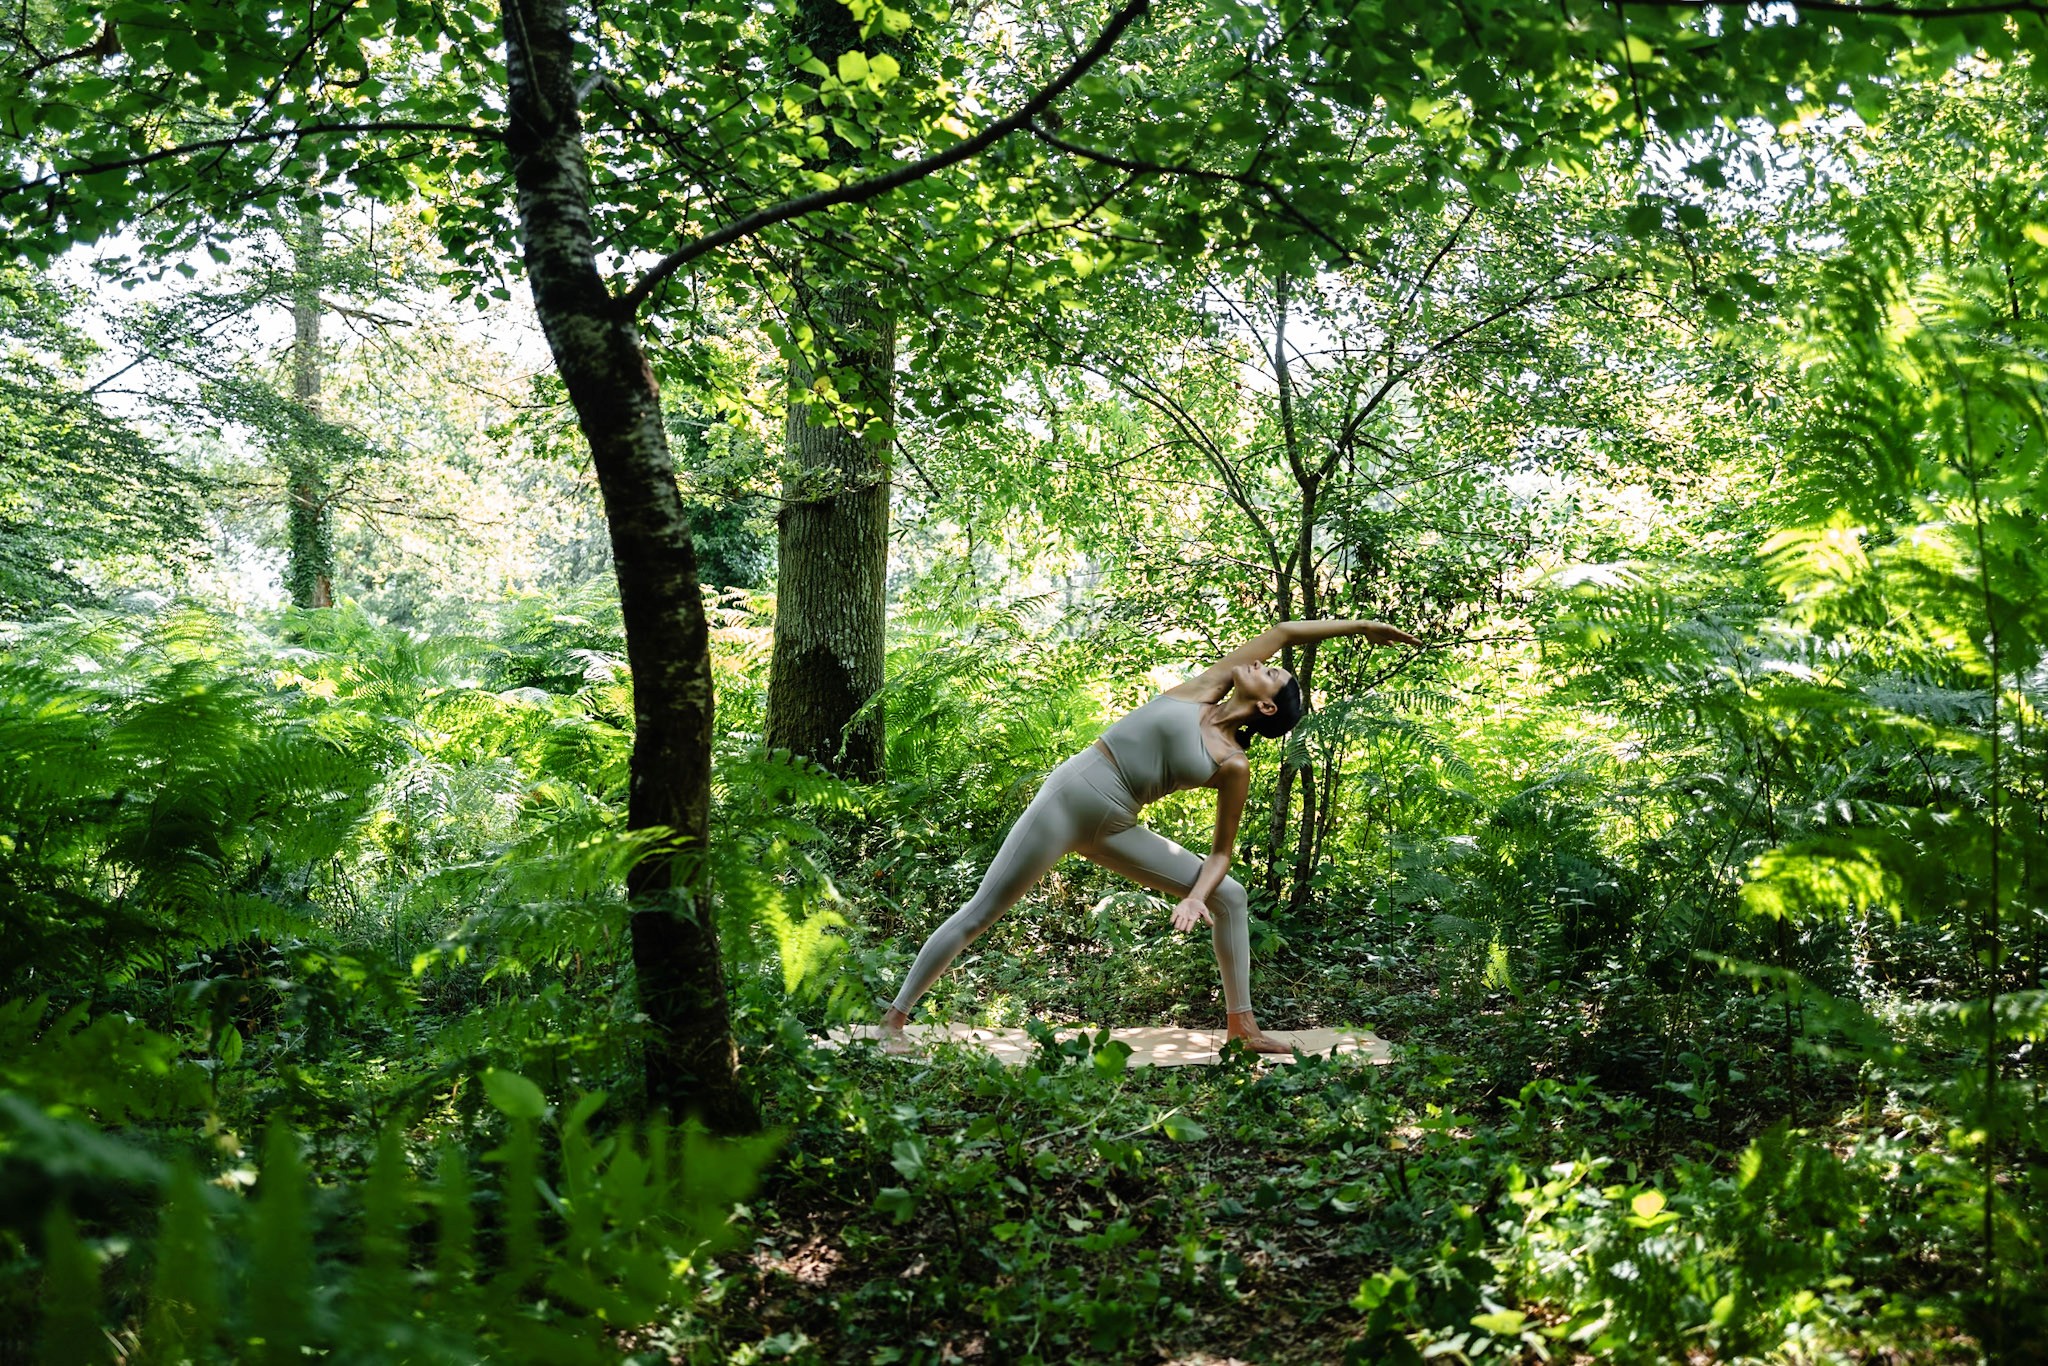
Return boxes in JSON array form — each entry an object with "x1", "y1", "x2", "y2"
[
  {"x1": 1364, "y1": 621, "x2": 1424, "y2": 646},
  {"x1": 1170, "y1": 897, "x2": 1214, "y2": 932},
  {"x1": 1277, "y1": 618, "x2": 1425, "y2": 650}
]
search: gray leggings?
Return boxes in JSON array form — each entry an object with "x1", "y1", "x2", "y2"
[{"x1": 889, "y1": 747, "x2": 1252, "y2": 1016}]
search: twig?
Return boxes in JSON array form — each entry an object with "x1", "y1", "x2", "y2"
[{"x1": 1027, "y1": 122, "x2": 1361, "y2": 266}]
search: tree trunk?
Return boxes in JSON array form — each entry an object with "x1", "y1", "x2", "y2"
[
  {"x1": 764, "y1": 284, "x2": 894, "y2": 780},
  {"x1": 286, "y1": 201, "x2": 333, "y2": 610},
  {"x1": 1265, "y1": 271, "x2": 1325, "y2": 909},
  {"x1": 1296, "y1": 740, "x2": 1343, "y2": 915},
  {"x1": 1287, "y1": 736, "x2": 1319, "y2": 915},
  {"x1": 763, "y1": 0, "x2": 898, "y2": 783},
  {"x1": 501, "y1": 0, "x2": 755, "y2": 1133},
  {"x1": 1261, "y1": 603, "x2": 1299, "y2": 897}
]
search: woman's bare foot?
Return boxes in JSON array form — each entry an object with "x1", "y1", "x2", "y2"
[
  {"x1": 879, "y1": 1006, "x2": 916, "y2": 1056},
  {"x1": 1226, "y1": 1009, "x2": 1295, "y2": 1055}
]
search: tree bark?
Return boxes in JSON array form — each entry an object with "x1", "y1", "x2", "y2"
[
  {"x1": 1264, "y1": 272, "x2": 1324, "y2": 907},
  {"x1": 765, "y1": 281, "x2": 894, "y2": 780},
  {"x1": 502, "y1": 0, "x2": 755, "y2": 1133},
  {"x1": 286, "y1": 201, "x2": 334, "y2": 610},
  {"x1": 763, "y1": 0, "x2": 899, "y2": 782}
]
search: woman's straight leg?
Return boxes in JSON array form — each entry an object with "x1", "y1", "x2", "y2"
[{"x1": 887, "y1": 762, "x2": 1104, "y2": 1016}]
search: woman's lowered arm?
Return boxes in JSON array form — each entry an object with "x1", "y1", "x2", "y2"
[{"x1": 1169, "y1": 758, "x2": 1251, "y2": 932}]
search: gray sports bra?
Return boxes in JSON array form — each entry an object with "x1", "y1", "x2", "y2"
[{"x1": 1097, "y1": 694, "x2": 1219, "y2": 806}]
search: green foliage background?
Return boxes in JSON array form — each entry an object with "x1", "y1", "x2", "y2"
[{"x1": 4, "y1": 1, "x2": 2048, "y2": 1362}]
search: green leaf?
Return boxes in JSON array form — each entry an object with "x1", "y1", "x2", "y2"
[
  {"x1": 875, "y1": 1186, "x2": 917, "y2": 1223},
  {"x1": 1629, "y1": 1188, "x2": 1666, "y2": 1219},
  {"x1": 1092, "y1": 1038, "x2": 1133, "y2": 1074},
  {"x1": 1472, "y1": 1308, "x2": 1527, "y2": 1335},
  {"x1": 1160, "y1": 1113, "x2": 1208, "y2": 1142},
  {"x1": 1686, "y1": 155, "x2": 1728, "y2": 188},
  {"x1": 869, "y1": 52, "x2": 901, "y2": 84},
  {"x1": 888, "y1": 1137, "x2": 926, "y2": 1181},
  {"x1": 1350, "y1": 1266, "x2": 1413, "y2": 1311},
  {"x1": 837, "y1": 51, "x2": 869, "y2": 84},
  {"x1": 481, "y1": 1067, "x2": 548, "y2": 1120}
]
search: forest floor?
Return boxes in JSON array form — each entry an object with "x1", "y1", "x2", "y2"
[{"x1": 686, "y1": 909, "x2": 1979, "y2": 1365}]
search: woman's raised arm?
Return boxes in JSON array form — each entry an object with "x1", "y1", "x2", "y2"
[
  {"x1": 1285, "y1": 618, "x2": 1423, "y2": 649},
  {"x1": 1171, "y1": 618, "x2": 1421, "y2": 698}
]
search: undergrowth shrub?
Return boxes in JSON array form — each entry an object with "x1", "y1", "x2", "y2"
[{"x1": 7, "y1": 1076, "x2": 773, "y2": 1365}]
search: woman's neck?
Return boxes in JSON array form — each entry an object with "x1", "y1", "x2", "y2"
[{"x1": 1208, "y1": 691, "x2": 1262, "y2": 729}]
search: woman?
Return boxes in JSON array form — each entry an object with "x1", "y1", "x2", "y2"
[{"x1": 880, "y1": 617, "x2": 1423, "y2": 1054}]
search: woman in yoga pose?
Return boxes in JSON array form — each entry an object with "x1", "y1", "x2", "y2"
[{"x1": 880, "y1": 617, "x2": 1422, "y2": 1053}]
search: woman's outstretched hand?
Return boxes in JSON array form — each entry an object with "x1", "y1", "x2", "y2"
[
  {"x1": 1170, "y1": 897, "x2": 1214, "y2": 932},
  {"x1": 1364, "y1": 621, "x2": 1424, "y2": 646}
]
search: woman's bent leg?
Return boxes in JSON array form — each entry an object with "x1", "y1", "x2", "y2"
[
  {"x1": 887, "y1": 776, "x2": 1094, "y2": 1017},
  {"x1": 1079, "y1": 825, "x2": 1253, "y2": 1014}
]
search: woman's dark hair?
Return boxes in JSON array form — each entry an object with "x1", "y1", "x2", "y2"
[{"x1": 1238, "y1": 675, "x2": 1304, "y2": 746}]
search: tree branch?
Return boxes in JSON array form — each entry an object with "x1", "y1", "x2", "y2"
[
  {"x1": 1026, "y1": 121, "x2": 1360, "y2": 266},
  {"x1": 1, "y1": 121, "x2": 502, "y2": 201},
  {"x1": 616, "y1": 0, "x2": 1153, "y2": 314},
  {"x1": 14, "y1": 19, "x2": 120, "y2": 79},
  {"x1": 321, "y1": 297, "x2": 412, "y2": 326}
]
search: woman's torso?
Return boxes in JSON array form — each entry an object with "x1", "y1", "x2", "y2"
[{"x1": 1094, "y1": 694, "x2": 1220, "y2": 806}]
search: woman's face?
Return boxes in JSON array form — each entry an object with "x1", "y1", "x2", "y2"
[{"x1": 1232, "y1": 663, "x2": 1291, "y2": 712}]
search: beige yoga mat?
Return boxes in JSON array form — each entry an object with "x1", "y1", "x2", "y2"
[{"x1": 821, "y1": 1023, "x2": 1392, "y2": 1067}]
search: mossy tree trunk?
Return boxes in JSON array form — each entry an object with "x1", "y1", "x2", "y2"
[{"x1": 501, "y1": 0, "x2": 755, "y2": 1133}]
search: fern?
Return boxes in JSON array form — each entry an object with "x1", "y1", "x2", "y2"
[{"x1": 13, "y1": 1085, "x2": 773, "y2": 1364}]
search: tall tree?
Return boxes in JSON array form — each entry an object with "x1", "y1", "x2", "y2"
[
  {"x1": 762, "y1": 0, "x2": 900, "y2": 779},
  {"x1": 0, "y1": 269, "x2": 207, "y2": 608},
  {"x1": 497, "y1": 0, "x2": 755, "y2": 1129},
  {"x1": 286, "y1": 201, "x2": 334, "y2": 610},
  {"x1": 767, "y1": 286, "x2": 894, "y2": 777}
]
